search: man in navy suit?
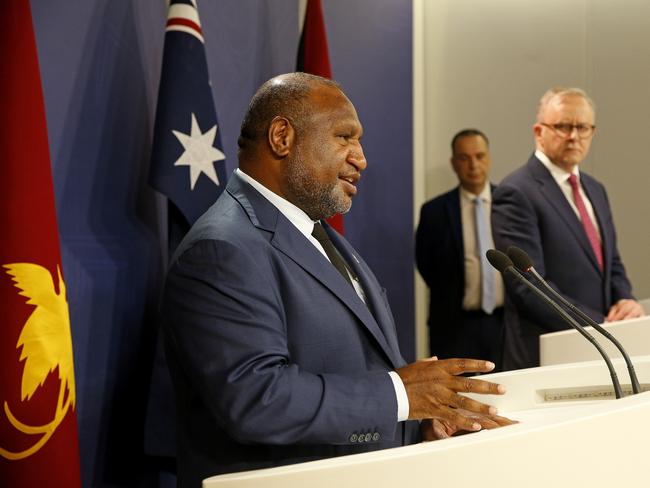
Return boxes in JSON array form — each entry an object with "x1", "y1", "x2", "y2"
[
  {"x1": 416, "y1": 129, "x2": 505, "y2": 370},
  {"x1": 162, "y1": 73, "x2": 511, "y2": 486},
  {"x1": 492, "y1": 87, "x2": 645, "y2": 370}
]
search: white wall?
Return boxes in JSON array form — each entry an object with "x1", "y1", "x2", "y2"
[{"x1": 414, "y1": 0, "x2": 650, "y2": 357}]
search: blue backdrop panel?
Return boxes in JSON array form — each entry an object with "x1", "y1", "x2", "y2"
[
  {"x1": 30, "y1": 0, "x2": 413, "y2": 485},
  {"x1": 325, "y1": 0, "x2": 414, "y2": 362}
]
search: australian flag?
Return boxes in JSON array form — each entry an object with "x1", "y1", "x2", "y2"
[
  {"x1": 149, "y1": 0, "x2": 227, "y2": 248},
  {"x1": 145, "y1": 0, "x2": 226, "y2": 463}
]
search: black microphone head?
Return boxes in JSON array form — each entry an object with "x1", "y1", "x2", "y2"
[
  {"x1": 486, "y1": 249, "x2": 514, "y2": 273},
  {"x1": 507, "y1": 246, "x2": 534, "y2": 272}
]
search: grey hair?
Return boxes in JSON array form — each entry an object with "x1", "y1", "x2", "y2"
[{"x1": 536, "y1": 86, "x2": 596, "y2": 121}]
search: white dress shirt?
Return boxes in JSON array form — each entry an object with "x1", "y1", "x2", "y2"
[{"x1": 459, "y1": 183, "x2": 504, "y2": 311}]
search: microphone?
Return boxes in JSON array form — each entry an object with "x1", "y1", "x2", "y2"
[
  {"x1": 486, "y1": 249, "x2": 624, "y2": 399},
  {"x1": 506, "y1": 245, "x2": 641, "y2": 395}
]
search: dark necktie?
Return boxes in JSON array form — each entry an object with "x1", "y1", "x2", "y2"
[
  {"x1": 311, "y1": 222, "x2": 353, "y2": 286},
  {"x1": 568, "y1": 174, "x2": 603, "y2": 271}
]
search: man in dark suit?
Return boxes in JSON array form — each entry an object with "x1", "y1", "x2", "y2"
[
  {"x1": 416, "y1": 129, "x2": 505, "y2": 369},
  {"x1": 162, "y1": 73, "x2": 511, "y2": 486},
  {"x1": 492, "y1": 87, "x2": 645, "y2": 370}
]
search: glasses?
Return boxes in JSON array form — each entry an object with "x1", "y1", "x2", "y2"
[{"x1": 540, "y1": 122, "x2": 596, "y2": 139}]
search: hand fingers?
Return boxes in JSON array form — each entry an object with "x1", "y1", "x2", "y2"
[
  {"x1": 421, "y1": 418, "x2": 459, "y2": 441},
  {"x1": 609, "y1": 309, "x2": 626, "y2": 321},
  {"x1": 607, "y1": 303, "x2": 624, "y2": 322},
  {"x1": 449, "y1": 391, "x2": 499, "y2": 416},
  {"x1": 471, "y1": 416, "x2": 500, "y2": 430},
  {"x1": 398, "y1": 358, "x2": 505, "y2": 421},
  {"x1": 449, "y1": 375, "x2": 507, "y2": 396},
  {"x1": 608, "y1": 300, "x2": 643, "y2": 321},
  {"x1": 489, "y1": 414, "x2": 518, "y2": 427},
  {"x1": 468, "y1": 413, "x2": 516, "y2": 430},
  {"x1": 423, "y1": 411, "x2": 517, "y2": 440},
  {"x1": 413, "y1": 398, "x2": 483, "y2": 432},
  {"x1": 437, "y1": 406, "x2": 483, "y2": 432},
  {"x1": 431, "y1": 419, "x2": 450, "y2": 439},
  {"x1": 620, "y1": 301, "x2": 644, "y2": 319},
  {"x1": 457, "y1": 412, "x2": 517, "y2": 431},
  {"x1": 435, "y1": 358, "x2": 496, "y2": 375}
]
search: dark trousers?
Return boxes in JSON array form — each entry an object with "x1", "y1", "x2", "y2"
[{"x1": 430, "y1": 307, "x2": 505, "y2": 372}]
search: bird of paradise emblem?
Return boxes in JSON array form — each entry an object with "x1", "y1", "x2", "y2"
[{"x1": 0, "y1": 263, "x2": 76, "y2": 460}]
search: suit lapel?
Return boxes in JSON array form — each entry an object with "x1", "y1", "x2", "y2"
[
  {"x1": 227, "y1": 173, "x2": 402, "y2": 369},
  {"x1": 273, "y1": 220, "x2": 402, "y2": 369},
  {"x1": 529, "y1": 157, "x2": 602, "y2": 272},
  {"x1": 328, "y1": 228, "x2": 404, "y2": 368}
]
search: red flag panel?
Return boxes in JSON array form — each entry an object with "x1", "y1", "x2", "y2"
[{"x1": 0, "y1": 1, "x2": 81, "y2": 486}]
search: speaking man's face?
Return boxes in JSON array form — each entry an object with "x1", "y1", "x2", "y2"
[{"x1": 284, "y1": 86, "x2": 367, "y2": 221}]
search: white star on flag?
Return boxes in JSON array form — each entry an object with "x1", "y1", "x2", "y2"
[{"x1": 172, "y1": 113, "x2": 226, "y2": 190}]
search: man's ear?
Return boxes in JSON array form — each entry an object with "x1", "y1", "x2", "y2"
[{"x1": 268, "y1": 116, "x2": 295, "y2": 157}]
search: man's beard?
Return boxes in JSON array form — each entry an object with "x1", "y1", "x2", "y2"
[{"x1": 284, "y1": 151, "x2": 351, "y2": 221}]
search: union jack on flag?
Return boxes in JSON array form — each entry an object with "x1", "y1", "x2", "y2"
[{"x1": 149, "y1": 0, "x2": 227, "y2": 232}]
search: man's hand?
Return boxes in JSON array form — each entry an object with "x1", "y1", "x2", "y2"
[
  {"x1": 396, "y1": 358, "x2": 506, "y2": 432},
  {"x1": 420, "y1": 412, "x2": 517, "y2": 440},
  {"x1": 606, "y1": 299, "x2": 645, "y2": 322}
]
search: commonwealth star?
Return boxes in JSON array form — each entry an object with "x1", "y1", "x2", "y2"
[{"x1": 172, "y1": 113, "x2": 226, "y2": 190}]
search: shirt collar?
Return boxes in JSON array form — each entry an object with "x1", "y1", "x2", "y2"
[
  {"x1": 459, "y1": 182, "x2": 491, "y2": 203},
  {"x1": 535, "y1": 149, "x2": 580, "y2": 186},
  {"x1": 235, "y1": 168, "x2": 316, "y2": 237}
]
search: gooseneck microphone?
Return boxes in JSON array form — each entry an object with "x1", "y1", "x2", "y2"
[
  {"x1": 486, "y1": 249, "x2": 624, "y2": 399},
  {"x1": 506, "y1": 245, "x2": 641, "y2": 395}
]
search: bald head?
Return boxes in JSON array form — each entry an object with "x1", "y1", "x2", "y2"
[
  {"x1": 235, "y1": 72, "x2": 366, "y2": 220},
  {"x1": 237, "y1": 72, "x2": 341, "y2": 155}
]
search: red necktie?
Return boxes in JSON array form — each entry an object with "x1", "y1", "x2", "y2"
[{"x1": 568, "y1": 174, "x2": 603, "y2": 271}]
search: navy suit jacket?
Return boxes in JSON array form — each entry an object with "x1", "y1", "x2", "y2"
[
  {"x1": 415, "y1": 185, "x2": 496, "y2": 356},
  {"x1": 162, "y1": 172, "x2": 420, "y2": 486},
  {"x1": 492, "y1": 155, "x2": 634, "y2": 370}
]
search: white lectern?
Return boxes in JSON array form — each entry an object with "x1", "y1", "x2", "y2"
[
  {"x1": 540, "y1": 315, "x2": 650, "y2": 366},
  {"x1": 203, "y1": 357, "x2": 650, "y2": 488}
]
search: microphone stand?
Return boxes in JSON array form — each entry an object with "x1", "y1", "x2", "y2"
[
  {"x1": 486, "y1": 250, "x2": 623, "y2": 399},
  {"x1": 507, "y1": 245, "x2": 641, "y2": 395}
]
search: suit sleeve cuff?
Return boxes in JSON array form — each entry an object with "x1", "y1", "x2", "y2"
[{"x1": 388, "y1": 371, "x2": 409, "y2": 422}]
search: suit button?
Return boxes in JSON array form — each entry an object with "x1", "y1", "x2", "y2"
[
  {"x1": 349, "y1": 433, "x2": 358, "y2": 443},
  {"x1": 372, "y1": 432, "x2": 380, "y2": 442},
  {"x1": 357, "y1": 434, "x2": 365, "y2": 443},
  {"x1": 364, "y1": 433, "x2": 372, "y2": 442}
]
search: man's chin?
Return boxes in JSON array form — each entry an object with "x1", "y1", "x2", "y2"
[
  {"x1": 563, "y1": 157, "x2": 583, "y2": 168},
  {"x1": 331, "y1": 191, "x2": 352, "y2": 215},
  {"x1": 323, "y1": 205, "x2": 351, "y2": 220}
]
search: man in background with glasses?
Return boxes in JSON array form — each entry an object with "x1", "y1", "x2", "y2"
[{"x1": 492, "y1": 87, "x2": 645, "y2": 370}]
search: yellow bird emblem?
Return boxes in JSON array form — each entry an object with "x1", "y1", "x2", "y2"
[{"x1": 0, "y1": 262, "x2": 76, "y2": 460}]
